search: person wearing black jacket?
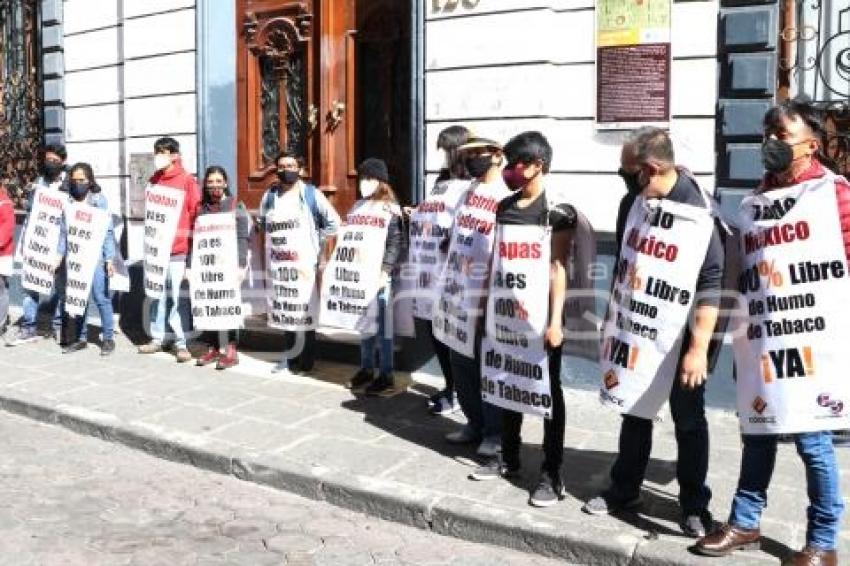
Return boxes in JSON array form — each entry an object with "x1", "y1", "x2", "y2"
[
  {"x1": 347, "y1": 158, "x2": 404, "y2": 396},
  {"x1": 189, "y1": 166, "x2": 252, "y2": 370},
  {"x1": 582, "y1": 127, "x2": 725, "y2": 538}
]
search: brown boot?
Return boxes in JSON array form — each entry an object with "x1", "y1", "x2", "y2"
[
  {"x1": 216, "y1": 343, "x2": 239, "y2": 370},
  {"x1": 782, "y1": 547, "x2": 838, "y2": 566},
  {"x1": 196, "y1": 347, "x2": 221, "y2": 367},
  {"x1": 695, "y1": 523, "x2": 761, "y2": 557}
]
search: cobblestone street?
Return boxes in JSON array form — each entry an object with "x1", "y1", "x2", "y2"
[{"x1": 0, "y1": 411, "x2": 569, "y2": 565}]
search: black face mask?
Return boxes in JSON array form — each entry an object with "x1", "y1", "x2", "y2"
[
  {"x1": 69, "y1": 181, "x2": 90, "y2": 200},
  {"x1": 761, "y1": 138, "x2": 795, "y2": 174},
  {"x1": 277, "y1": 169, "x2": 300, "y2": 185},
  {"x1": 464, "y1": 155, "x2": 492, "y2": 179},
  {"x1": 618, "y1": 168, "x2": 644, "y2": 194},
  {"x1": 43, "y1": 162, "x2": 63, "y2": 180}
]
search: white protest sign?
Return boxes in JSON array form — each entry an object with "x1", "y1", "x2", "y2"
[
  {"x1": 63, "y1": 201, "x2": 110, "y2": 317},
  {"x1": 409, "y1": 179, "x2": 470, "y2": 318},
  {"x1": 319, "y1": 200, "x2": 394, "y2": 333},
  {"x1": 21, "y1": 188, "x2": 65, "y2": 295},
  {"x1": 599, "y1": 196, "x2": 714, "y2": 419},
  {"x1": 189, "y1": 213, "x2": 244, "y2": 331},
  {"x1": 266, "y1": 200, "x2": 320, "y2": 331},
  {"x1": 433, "y1": 180, "x2": 512, "y2": 357},
  {"x1": 143, "y1": 184, "x2": 185, "y2": 298},
  {"x1": 481, "y1": 224, "x2": 553, "y2": 418},
  {"x1": 733, "y1": 174, "x2": 850, "y2": 434}
]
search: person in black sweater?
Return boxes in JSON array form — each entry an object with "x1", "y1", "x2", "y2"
[
  {"x1": 189, "y1": 166, "x2": 252, "y2": 370},
  {"x1": 582, "y1": 127, "x2": 724, "y2": 538}
]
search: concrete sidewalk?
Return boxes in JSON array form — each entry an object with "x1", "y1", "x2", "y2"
[{"x1": 0, "y1": 333, "x2": 847, "y2": 565}]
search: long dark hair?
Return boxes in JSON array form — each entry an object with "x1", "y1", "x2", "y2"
[
  {"x1": 202, "y1": 165, "x2": 232, "y2": 205},
  {"x1": 67, "y1": 162, "x2": 101, "y2": 193},
  {"x1": 436, "y1": 125, "x2": 471, "y2": 181}
]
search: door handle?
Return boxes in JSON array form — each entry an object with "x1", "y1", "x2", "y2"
[
  {"x1": 307, "y1": 103, "x2": 318, "y2": 135},
  {"x1": 328, "y1": 100, "x2": 346, "y2": 130}
]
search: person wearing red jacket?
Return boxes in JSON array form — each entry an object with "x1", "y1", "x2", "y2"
[
  {"x1": 0, "y1": 182, "x2": 15, "y2": 337},
  {"x1": 137, "y1": 137, "x2": 201, "y2": 362},
  {"x1": 697, "y1": 100, "x2": 848, "y2": 566}
]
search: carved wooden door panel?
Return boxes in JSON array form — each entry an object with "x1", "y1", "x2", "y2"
[{"x1": 237, "y1": 0, "x2": 316, "y2": 209}]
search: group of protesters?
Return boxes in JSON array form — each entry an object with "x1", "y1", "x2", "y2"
[{"x1": 0, "y1": 98, "x2": 847, "y2": 565}]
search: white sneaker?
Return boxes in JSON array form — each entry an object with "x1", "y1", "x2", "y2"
[
  {"x1": 429, "y1": 395, "x2": 460, "y2": 416},
  {"x1": 476, "y1": 437, "x2": 501, "y2": 457}
]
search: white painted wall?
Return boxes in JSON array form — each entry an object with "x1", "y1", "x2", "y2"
[
  {"x1": 62, "y1": 0, "x2": 197, "y2": 260},
  {"x1": 424, "y1": 0, "x2": 719, "y2": 233}
]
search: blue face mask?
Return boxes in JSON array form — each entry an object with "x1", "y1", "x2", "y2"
[{"x1": 69, "y1": 181, "x2": 90, "y2": 199}]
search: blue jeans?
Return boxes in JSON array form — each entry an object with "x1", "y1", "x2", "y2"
[
  {"x1": 74, "y1": 262, "x2": 114, "y2": 342},
  {"x1": 21, "y1": 262, "x2": 65, "y2": 332},
  {"x1": 149, "y1": 258, "x2": 189, "y2": 348},
  {"x1": 730, "y1": 431, "x2": 844, "y2": 550},
  {"x1": 360, "y1": 287, "x2": 393, "y2": 375},
  {"x1": 450, "y1": 341, "x2": 501, "y2": 440},
  {"x1": 610, "y1": 379, "x2": 711, "y2": 514}
]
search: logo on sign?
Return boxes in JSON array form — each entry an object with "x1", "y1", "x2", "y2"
[
  {"x1": 604, "y1": 370, "x2": 619, "y2": 391},
  {"x1": 817, "y1": 393, "x2": 845, "y2": 416},
  {"x1": 752, "y1": 396, "x2": 767, "y2": 415}
]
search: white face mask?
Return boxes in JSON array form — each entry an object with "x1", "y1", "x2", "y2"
[
  {"x1": 359, "y1": 179, "x2": 379, "y2": 199},
  {"x1": 154, "y1": 154, "x2": 172, "y2": 171}
]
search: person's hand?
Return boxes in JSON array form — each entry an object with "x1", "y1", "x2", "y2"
[
  {"x1": 106, "y1": 261, "x2": 115, "y2": 278},
  {"x1": 680, "y1": 347, "x2": 708, "y2": 390},
  {"x1": 544, "y1": 324, "x2": 564, "y2": 350},
  {"x1": 51, "y1": 254, "x2": 63, "y2": 272},
  {"x1": 379, "y1": 270, "x2": 390, "y2": 290},
  {"x1": 402, "y1": 206, "x2": 414, "y2": 218}
]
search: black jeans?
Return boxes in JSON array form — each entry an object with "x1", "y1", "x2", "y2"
[
  {"x1": 283, "y1": 330, "x2": 317, "y2": 371},
  {"x1": 501, "y1": 345, "x2": 564, "y2": 476},
  {"x1": 610, "y1": 379, "x2": 711, "y2": 514},
  {"x1": 203, "y1": 330, "x2": 239, "y2": 349},
  {"x1": 416, "y1": 318, "x2": 454, "y2": 393}
]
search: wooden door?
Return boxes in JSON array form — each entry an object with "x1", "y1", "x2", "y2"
[
  {"x1": 237, "y1": 0, "x2": 317, "y2": 209},
  {"x1": 237, "y1": 0, "x2": 412, "y2": 212}
]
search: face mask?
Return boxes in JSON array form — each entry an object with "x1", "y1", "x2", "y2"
[
  {"x1": 43, "y1": 162, "x2": 62, "y2": 180},
  {"x1": 359, "y1": 179, "x2": 380, "y2": 199},
  {"x1": 69, "y1": 181, "x2": 90, "y2": 199},
  {"x1": 618, "y1": 168, "x2": 645, "y2": 194},
  {"x1": 277, "y1": 169, "x2": 300, "y2": 186},
  {"x1": 761, "y1": 138, "x2": 796, "y2": 174},
  {"x1": 465, "y1": 155, "x2": 492, "y2": 179},
  {"x1": 206, "y1": 187, "x2": 224, "y2": 203},
  {"x1": 154, "y1": 154, "x2": 172, "y2": 171},
  {"x1": 502, "y1": 163, "x2": 530, "y2": 191}
]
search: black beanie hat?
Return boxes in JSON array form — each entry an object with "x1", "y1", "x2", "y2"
[{"x1": 358, "y1": 158, "x2": 389, "y2": 183}]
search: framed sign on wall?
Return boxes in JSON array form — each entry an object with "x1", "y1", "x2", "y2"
[{"x1": 595, "y1": 0, "x2": 672, "y2": 130}]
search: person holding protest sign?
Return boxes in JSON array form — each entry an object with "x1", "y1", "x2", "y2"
[
  {"x1": 408, "y1": 125, "x2": 471, "y2": 416},
  {"x1": 330, "y1": 158, "x2": 403, "y2": 396},
  {"x1": 467, "y1": 132, "x2": 576, "y2": 508},
  {"x1": 138, "y1": 137, "x2": 201, "y2": 363},
  {"x1": 696, "y1": 100, "x2": 848, "y2": 566},
  {"x1": 259, "y1": 151, "x2": 340, "y2": 375},
  {"x1": 434, "y1": 136, "x2": 510, "y2": 457},
  {"x1": 8, "y1": 144, "x2": 68, "y2": 346},
  {"x1": 582, "y1": 127, "x2": 724, "y2": 537},
  {"x1": 190, "y1": 166, "x2": 252, "y2": 370},
  {"x1": 0, "y1": 182, "x2": 13, "y2": 337},
  {"x1": 57, "y1": 163, "x2": 115, "y2": 355}
]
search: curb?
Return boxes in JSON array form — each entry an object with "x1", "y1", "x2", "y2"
[{"x1": 0, "y1": 389, "x2": 747, "y2": 565}]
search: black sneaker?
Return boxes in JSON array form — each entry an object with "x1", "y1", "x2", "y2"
[
  {"x1": 469, "y1": 456, "x2": 520, "y2": 481},
  {"x1": 100, "y1": 339, "x2": 116, "y2": 357},
  {"x1": 680, "y1": 510, "x2": 715, "y2": 538},
  {"x1": 529, "y1": 471, "x2": 566, "y2": 508},
  {"x1": 582, "y1": 491, "x2": 642, "y2": 515},
  {"x1": 365, "y1": 373, "x2": 394, "y2": 397},
  {"x1": 62, "y1": 340, "x2": 88, "y2": 354},
  {"x1": 347, "y1": 369, "x2": 374, "y2": 391}
]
